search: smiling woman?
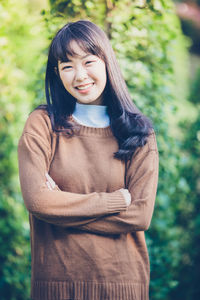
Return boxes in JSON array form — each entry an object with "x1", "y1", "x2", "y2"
[
  {"x1": 58, "y1": 41, "x2": 107, "y2": 105},
  {"x1": 18, "y1": 20, "x2": 159, "y2": 300}
]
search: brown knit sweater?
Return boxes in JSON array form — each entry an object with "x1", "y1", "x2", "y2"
[{"x1": 18, "y1": 108, "x2": 159, "y2": 300}]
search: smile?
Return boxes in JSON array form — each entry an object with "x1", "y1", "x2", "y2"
[{"x1": 75, "y1": 83, "x2": 94, "y2": 90}]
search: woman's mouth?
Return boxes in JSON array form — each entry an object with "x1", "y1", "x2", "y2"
[{"x1": 75, "y1": 83, "x2": 94, "y2": 93}]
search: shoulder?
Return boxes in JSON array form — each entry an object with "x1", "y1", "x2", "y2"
[
  {"x1": 146, "y1": 130, "x2": 158, "y2": 152},
  {"x1": 132, "y1": 130, "x2": 158, "y2": 161},
  {"x1": 22, "y1": 106, "x2": 52, "y2": 136},
  {"x1": 19, "y1": 106, "x2": 53, "y2": 148}
]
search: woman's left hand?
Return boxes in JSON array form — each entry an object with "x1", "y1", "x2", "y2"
[{"x1": 45, "y1": 172, "x2": 57, "y2": 190}]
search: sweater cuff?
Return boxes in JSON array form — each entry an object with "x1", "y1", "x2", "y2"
[{"x1": 106, "y1": 190, "x2": 128, "y2": 213}]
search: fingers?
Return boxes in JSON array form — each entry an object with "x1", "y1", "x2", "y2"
[
  {"x1": 119, "y1": 188, "x2": 131, "y2": 207},
  {"x1": 45, "y1": 172, "x2": 56, "y2": 190},
  {"x1": 46, "y1": 181, "x2": 53, "y2": 190}
]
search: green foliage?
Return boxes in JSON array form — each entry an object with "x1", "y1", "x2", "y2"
[
  {"x1": 0, "y1": 0, "x2": 46, "y2": 298},
  {"x1": 49, "y1": 0, "x2": 107, "y2": 25},
  {"x1": 0, "y1": 189, "x2": 30, "y2": 300},
  {"x1": 190, "y1": 67, "x2": 200, "y2": 104},
  {"x1": 1, "y1": 0, "x2": 199, "y2": 299},
  {"x1": 169, "y1": 67, "x2": 200, "y2": 299}
]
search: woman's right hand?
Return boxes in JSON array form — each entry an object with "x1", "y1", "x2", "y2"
[
  {"x1": 45, "y1": 173, "x2": 60, "y2": 191},
  {"x1": 119, "y1": 188, "x2": 131, "y2": 207},
  {"x1": 45, "y1": 172, "x2": 131, "y2": 207}
]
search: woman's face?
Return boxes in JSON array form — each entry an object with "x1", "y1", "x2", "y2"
[{"x1": 58, "y1": 41, "x2": 107, "y2": 105}]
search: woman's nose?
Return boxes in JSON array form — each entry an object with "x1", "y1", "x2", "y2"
[{"x1": 75, "y1": 66, "x2": 88, "y2": 81}]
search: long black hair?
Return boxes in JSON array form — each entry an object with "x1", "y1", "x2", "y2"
[{"x1": 44, "y1": 19, "x2": 153, "y2": 161}]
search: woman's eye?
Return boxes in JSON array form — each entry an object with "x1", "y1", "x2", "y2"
[
  {"x1": 62, "y1": 66, "x2": 72, "y2": 70},
  {"x1": 86, "y1": 61, "x2": 95, "y2": 65}
]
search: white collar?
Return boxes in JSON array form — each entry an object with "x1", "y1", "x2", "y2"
[{"x1": 72, "y1": 102, "x2": 110, "y2": 128}]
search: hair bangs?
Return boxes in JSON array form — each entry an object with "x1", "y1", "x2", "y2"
[{"x1": 50, "y1": 24, "x2": 104, "y2": 66}]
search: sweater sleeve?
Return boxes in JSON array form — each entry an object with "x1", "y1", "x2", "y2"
[
  {"x1": 18, "y1": 109, "x2": 127, "y2": 227},
  {"x1": 76, "y1": 132, "x2": 159, "y2": 235}
]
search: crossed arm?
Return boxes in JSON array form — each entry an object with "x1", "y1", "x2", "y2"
[
  {"x1": 18, "y1": 111, "x2": 158, "y2": 235},
  {"x1": 45, "y1": 148, "x2": 159, "y2": 235},
  {"x1": 18, "y1": 132, "x2": 130, "y2": 228},
  {"x1": 78, "y1": 149, "x2": 158, "y2": 234}
]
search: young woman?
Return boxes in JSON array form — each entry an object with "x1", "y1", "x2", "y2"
[{"x1": 18, "y1": 20, "x2": 159, "y2": 300}]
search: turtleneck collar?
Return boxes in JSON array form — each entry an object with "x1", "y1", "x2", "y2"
[{"x1": 72, "y1": 102, "x2": 110, "y2": 128}]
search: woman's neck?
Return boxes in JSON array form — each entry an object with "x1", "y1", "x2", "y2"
[{"x1": 72, "y1": 102, "x2": 110, "y2": 128}]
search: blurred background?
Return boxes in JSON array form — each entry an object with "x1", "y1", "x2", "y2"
[{"x1": 0, "y1": 0, "x2": 199, "y2": 299}]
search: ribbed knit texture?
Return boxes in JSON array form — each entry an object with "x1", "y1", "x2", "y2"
[
  {"x1": 33, "y1": 281, "x2": 148, "y2": 300},
  {"x1": 18, "y1": 109, "x2": 159, "y2": 300}
]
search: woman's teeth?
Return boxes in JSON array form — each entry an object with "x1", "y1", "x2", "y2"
[{"x1": 76, "y1": 83, "x2": 93, "y2": 90}]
